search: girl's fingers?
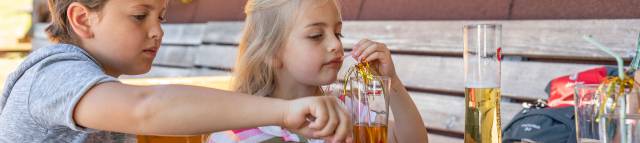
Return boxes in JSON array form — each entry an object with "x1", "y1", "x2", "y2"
[
  {"x1": 353, "y1": 39, "x2": 370, "y2": 51},
  {"x1": 346, "y1": 136, "x2": 354, "y2": 143},
  {"x1": 364, "y1": 52, "x2": 389, "y2": 64},
  {"x1": 316, "y1": 98, "x2": 339, "y2": 137},
  {"x1": 357, "y1": 43, "x2": 382, "y2": 62},
  {"x1": 352, "y1": 40, "x2": 375, "y2": 59},
  {"x1": 332, "y1": 100, "x2": 351, "y2": 143},
  {"x1": 309, "y1": 100, "x2": 329, "y2": 130}
]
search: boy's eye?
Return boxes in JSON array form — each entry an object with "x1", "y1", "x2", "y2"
[
  {"x1": 159, "y1": 16, "x2": 167, "y2": 22},
  {"x1": 335, "y1": 33, "x2": 344, "y2": 39}
]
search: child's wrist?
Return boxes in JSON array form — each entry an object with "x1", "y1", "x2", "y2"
[
  {"x1": 276, "y1": 99, "x2": 290, "y2": 127},
  {"x1": 389, "y1": 77, "x2": 406, "y2": 93}
]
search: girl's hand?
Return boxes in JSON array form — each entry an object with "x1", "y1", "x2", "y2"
[
  {"x1": 351, "y1": 39, "x2": 397, "y2": 78},
  {"x1": 283, "y1": 96, "x2": 351, "y2": 143}
]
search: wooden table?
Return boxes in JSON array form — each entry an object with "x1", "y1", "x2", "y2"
[
  {"x1": 0, "y1": 43, "x2": 31, "y2": 53},
  {"x1": 121, "y1": 76, "x2": 232, "y2": 90},
  {"x1": 122, "y1": 76, "x2": 232, "y2": 143}
]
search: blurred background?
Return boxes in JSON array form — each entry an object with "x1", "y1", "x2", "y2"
[{"x1": 2, "y1": 0, "x2": 640, "y2": 142}]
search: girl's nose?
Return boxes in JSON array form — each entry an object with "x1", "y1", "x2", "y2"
[{"x1": 327, "y1": 37, "x2": 343, "y2": 53}]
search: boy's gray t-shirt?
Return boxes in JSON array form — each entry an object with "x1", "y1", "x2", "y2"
[{"x1": 0, "y1": 44, "x2": 136, "y2": 142}]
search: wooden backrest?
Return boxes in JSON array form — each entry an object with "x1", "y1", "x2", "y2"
[{"x1": 31, "y1": 20, "x2": 640, "y2": 140}]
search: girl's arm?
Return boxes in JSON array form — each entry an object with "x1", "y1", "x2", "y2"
[
  {"x1": 388, "y1": 76, "x2": 429, "y2": 143},
  {"x1": 73, "y1": 82, "x2": 350, "y2": 142},
  {"x1": 351, "y1": 39, "x2": 429, "y2": 143}
]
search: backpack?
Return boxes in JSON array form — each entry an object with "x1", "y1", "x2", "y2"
[{"x1": 502, "y1": 100, "x2": 577, "y2": 143}]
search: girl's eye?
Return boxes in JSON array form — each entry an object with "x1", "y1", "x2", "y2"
[
  {"x1": 133, "y1": 14, "x2": 147, "y2": 21},
  {"x1": 308, "y1": 34, "x2": 323, "y2": 40}
]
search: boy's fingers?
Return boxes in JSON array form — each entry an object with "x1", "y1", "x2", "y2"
[{"x1": 297, "y1": 128, "x2": 316, "y2": 139}]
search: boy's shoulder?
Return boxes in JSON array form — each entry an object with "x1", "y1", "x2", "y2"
[
  {"x1": 1, "y1": 43, "x2": 112, "y2": 113},
  {"x1": 0, "y1": 44, "x2": 122, "y2": 142},
  {"x1": 18, "y1": 44, "x2": 105, "y2": 74},
  {"x1": 30, "y1": 44, "x2": 97, "y2": 63}
]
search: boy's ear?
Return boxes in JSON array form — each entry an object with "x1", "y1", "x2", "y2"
[{"x1": 67, "y1": 2, "x2": 94, "y2": 39}]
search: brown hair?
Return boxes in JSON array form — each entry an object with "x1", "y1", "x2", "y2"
[{"x1": 45, "y1": 0, "x2": 107, "y2": 44}]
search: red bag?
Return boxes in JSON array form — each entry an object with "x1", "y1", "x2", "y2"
[{"x1": 546, "y1": 66, "x2": 612, "y2": 108}]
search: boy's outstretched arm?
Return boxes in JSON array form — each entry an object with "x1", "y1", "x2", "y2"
[{"x1": 73, "y1": 82, "x2": 350, "y2": 142}]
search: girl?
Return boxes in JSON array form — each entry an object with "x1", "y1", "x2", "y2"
[
  {"x1": 0, "y1": 0, "x2": 351, "y2": 142},
  {"x1": 208, "y1": 0, "x2": 429, "y2": 142}
]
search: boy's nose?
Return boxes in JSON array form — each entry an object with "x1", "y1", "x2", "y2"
[{"x1": 149, "y1": 26, "x2": 164, "y2": 40}]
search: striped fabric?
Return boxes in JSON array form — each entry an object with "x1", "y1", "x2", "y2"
[{"x1": 208, "y1": 126, "x2": 324, "y2": 143}]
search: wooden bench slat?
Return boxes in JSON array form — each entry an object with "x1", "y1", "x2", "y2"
[
  {"x1": 198, "y1": 20, "x2": 639, "y2": 62},
  {"x1": 202, "y1": 22, "x2": 244, "y2": 45},
  {"x1": 194, "y1": 45, "x2": 238, "y2": 70},
  {"x1": 410, "y1": 92, "x2": 523, "y2": 134},
  {"x1": 153, "y1": 45, "x2": 197, "y2": 68},
  {"x1": 341, "y1": 20, "x2": 639, "y2": 61},
  {"x1": 160, "y1": 24, "x2": 206, "y2": 45}
]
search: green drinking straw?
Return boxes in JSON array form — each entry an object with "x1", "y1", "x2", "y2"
[
  {"x1": 583, "y1": 35, "x2": 625, "y2": 80},
  {"x1": 583, "y1": 35, "x2": 627, "y2": 143},
  {"x1": 630, "y1": 32, "x2": 640, "y2": 71}
]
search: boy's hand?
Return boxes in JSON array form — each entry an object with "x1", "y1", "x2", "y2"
[
  {"x1": 282, "y1": 96, "x2": 352, "y2": 143},
  {"x1": 351, "y1": 39, "x2": 397, "y2": 78}
]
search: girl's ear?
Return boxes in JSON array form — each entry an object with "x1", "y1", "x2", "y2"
[
  {"x1": 266, "y1": 56, "x2": 284, "y2": 69},
  {"x1": 67, "y1": 2, "x2": 95, "y2": 39}
]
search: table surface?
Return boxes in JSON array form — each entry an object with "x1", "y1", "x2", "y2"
[{"x1": 0, "y1": 43, "x2": 31, "y2": 53}]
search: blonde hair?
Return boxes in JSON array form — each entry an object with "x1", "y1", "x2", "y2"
[{"x1": 233, "y1": 0, "x2": 339, "y2": 97}]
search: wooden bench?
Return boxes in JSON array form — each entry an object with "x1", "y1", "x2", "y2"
[{"x1": 32, "y1": 19, "x2": 639, "y2": 142}]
